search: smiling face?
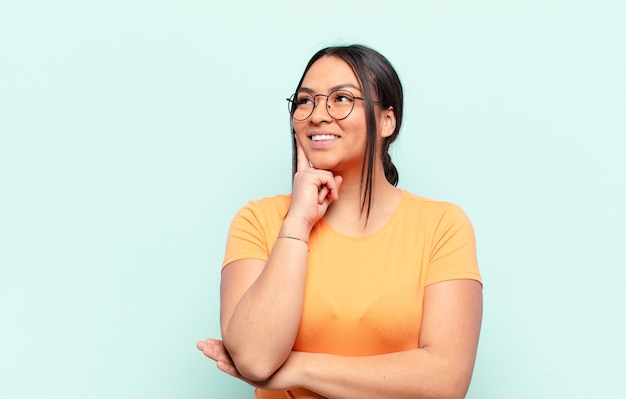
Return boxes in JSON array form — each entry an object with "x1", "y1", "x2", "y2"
[{"x1": 292, "y1": 56, "x2": 371, "y2": 176}]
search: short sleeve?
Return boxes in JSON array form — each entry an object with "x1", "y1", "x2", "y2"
[
  {"x1": 425, "y1": 204, "x2": 482, "y2": 286},
  {"x1": 221, "y1": 195, "x2": 291, "y2": 269}
]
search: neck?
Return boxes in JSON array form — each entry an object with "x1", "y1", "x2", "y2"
[{"x1": 324, "y1": 161, "x2": 399, "y2": 232}]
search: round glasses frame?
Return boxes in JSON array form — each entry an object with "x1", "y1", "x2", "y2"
[{"x1": 286, "y1": 89, "x2": 366, "y2": 121}]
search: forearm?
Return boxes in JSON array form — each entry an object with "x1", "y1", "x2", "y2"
[
  {"x1": 297, "y1": 281, "x2": 482, "y2": 399},
  {"x1": 299, "y1": 349, "x2": 475, "y2": 399},
  {"x1": 222, "y1": 218, "x2": 311, "y2": 380}
]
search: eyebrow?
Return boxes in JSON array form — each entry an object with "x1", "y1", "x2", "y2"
[{"x1": 298, "y1": 83, "x2": 363, "y2": 94}]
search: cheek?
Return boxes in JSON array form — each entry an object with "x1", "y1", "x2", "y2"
[
  {"x1": 292, "y1": 121, "x2": 308, "y2": 137},
  {"x1": 339, "y1": 118, "x2": 368, "y2": 138},
  {"x1": 342, "y1": 109, "x2": 368, "y2": 131}
]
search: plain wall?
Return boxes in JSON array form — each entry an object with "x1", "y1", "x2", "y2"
[{"x1": 1, "y1": 1, "x2": 624, "y2": 397}]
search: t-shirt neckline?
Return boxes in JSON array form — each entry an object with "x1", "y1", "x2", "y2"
[{"x1": 317, "y1": 189, "x2": 407, "y2": 242}]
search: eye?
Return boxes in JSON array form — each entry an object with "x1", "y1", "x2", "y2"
[
  {"x1": 295, "y1": 94, "x2": 314, "y2": 106},
  {"x1": 330, "y1": 91, "x2": 354, "y2": 104}
]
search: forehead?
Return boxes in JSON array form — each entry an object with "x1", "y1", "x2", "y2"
[{"x1": 300, "y1": 56, "x2": 361, "y2": 92}]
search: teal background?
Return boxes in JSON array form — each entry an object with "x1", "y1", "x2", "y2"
[{"x1": 1, "y1": 1, "x2": 624, "y2": 398}]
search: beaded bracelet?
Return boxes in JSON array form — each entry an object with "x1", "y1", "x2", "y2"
[{"x1": 277, "y1": 235, "x2": 309, "y2": 245}]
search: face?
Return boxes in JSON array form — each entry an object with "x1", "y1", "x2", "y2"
[{"x1": 292, "y1": 56, "x2": 373, "y2": 174}]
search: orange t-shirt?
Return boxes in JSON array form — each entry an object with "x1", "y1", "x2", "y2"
[{"x1": 222, "y1": 190, "x2": 482, "y2": 399}]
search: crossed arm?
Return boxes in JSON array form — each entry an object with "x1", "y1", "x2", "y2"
[
  {"x1": 217, "y1": 216, "x2": 312, "y2": 381},
  {"x1": 198, "y1": 270, "x2": 482, "y2": 399}
]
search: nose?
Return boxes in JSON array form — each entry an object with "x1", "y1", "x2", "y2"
[{"x1": 309, "y1": 94, "x2": 332, "y2": 124}]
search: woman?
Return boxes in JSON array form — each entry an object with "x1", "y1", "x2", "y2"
[{"x1": 198, "y1": 44, "x2": 483, "y2": 399}]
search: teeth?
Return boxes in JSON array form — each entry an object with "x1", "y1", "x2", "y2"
[{"x1": 311, "y1": 134, "x2": 339, "y2": 141}]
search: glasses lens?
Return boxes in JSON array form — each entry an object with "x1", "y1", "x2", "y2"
[
  {"x1": 288, "y1": 93, "x2": 314, "y2": 121},
  {"x1": 327, "y1": 90, "x2": 355, "y2": 120}
]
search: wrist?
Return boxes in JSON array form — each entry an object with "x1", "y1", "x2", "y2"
[
  {"x1": 281, "y1": 215, "x2": 314, "y2": 238},
  {"x1": 296, "y1": 352, "x2": 325, "y2": 392}
]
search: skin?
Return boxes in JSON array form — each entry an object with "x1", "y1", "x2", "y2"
[{"x1": 197, "y1": 56, "x2": 483, "y2": 399}]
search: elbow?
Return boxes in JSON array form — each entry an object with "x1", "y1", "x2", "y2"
[
  {"x1": 437, "y1": 376, "x2": 471, "y2": 399},
  {"x1": 234, "y1": 360, "x2": 277, "y2": 382},
  {"x1": 222, "y1": 339, "x2": 280, "y2": 382},
  {"x1": 422, "y1": 387, "x2": 467, "y2": 399},
  {"x1": 442, "y1": 388, "x2": 469, "y2": 399},
  {"x1": 420, "y1": 367, "x2": 471, "y2": 399}
]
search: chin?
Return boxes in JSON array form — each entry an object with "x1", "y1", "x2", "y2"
[{"x1": 310, "y1": 160, "x2": 337, "y2": 171}]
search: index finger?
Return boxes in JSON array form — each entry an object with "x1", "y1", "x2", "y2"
[{"x1": 295, "y1": 134, "x2": 312, "y2": 171}]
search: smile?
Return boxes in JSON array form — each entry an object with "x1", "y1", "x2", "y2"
[{"x1": 311, "y1": 134, "x2": 340, "y2": 141}]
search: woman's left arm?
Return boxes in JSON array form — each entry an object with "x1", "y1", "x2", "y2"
[{"x1": 199, "y1": 279, "x2": 482, "y2": 399}]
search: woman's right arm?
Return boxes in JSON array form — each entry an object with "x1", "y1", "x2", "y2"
[
  {"x1": 220, "y1": 216, "x2": 311, "y2": 382},
  {"x1": 220, "y1": 138, "x2": 342, "y2": 382}
]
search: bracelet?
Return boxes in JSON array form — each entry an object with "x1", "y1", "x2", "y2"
[{"x1": 277, "y1": 235, "x2": 309, "y2": 246}]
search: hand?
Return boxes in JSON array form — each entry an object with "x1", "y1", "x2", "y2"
[
  {"x1": 197, "y1": 339, "x2": 240, "y2": 379},
  {"x1": 196, "y1": 338, "x2": 303, "y2": 391},
  {"x1": 288, "y1": 135, "x2": 343, "y2": 229}
]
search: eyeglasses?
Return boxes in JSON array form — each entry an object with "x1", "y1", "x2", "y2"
[{"x1": 286, "y1": 89, "x2": 366, "y2": 121}]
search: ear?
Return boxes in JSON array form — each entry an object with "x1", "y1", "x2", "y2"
[{"x1": 379, "y1": 106, "x2": 396, "y2": 138}]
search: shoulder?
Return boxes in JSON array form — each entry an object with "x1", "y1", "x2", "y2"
[
  {"x1": 226, "y1": 193, "x2": 291, "y2": 251},
  {"x1": 398, "y1": 190, "x2": 481, "y2": 285},
  {"x1": 400, "y1": 190, "x2": 469, "y2": 220},
  {"x1": 238, "y1": 193, "x2": 291, "y2": 217},
  {"x1": 232, "y1": 193, "x2": 292, "y2": 228},
  {"x1": 223, "y1": 194, "x2": 291, "y2": 266},
  {"x1": 397, "y1": 190, "x2": 474, "y2": 240}
]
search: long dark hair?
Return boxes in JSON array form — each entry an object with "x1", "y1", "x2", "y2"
[{"x1": 290, "y1": 44, "x2": 404, "y2": 221}]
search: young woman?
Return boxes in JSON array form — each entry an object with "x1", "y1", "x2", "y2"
[{"x1": 198, "y1": 44, "x2": 483, "y2": 399}]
